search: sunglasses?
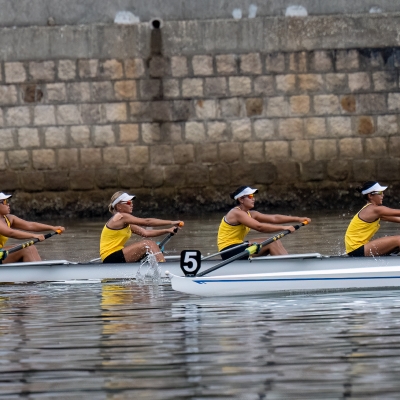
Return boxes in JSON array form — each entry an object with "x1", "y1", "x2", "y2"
[
  {"x1": 371, "y1": 191, "x2": 383, "y2": 195},
  {"x1": 1, "y1": 199, "x2": 9, "y2": 205},
  {"x1": 120, "y1": 200, "x2": 133, "y2": 205},
  {"x1": 242, "y1": 194, "x2": 255, "y2": 199}
]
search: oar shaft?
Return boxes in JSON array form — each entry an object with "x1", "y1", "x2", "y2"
[
  {"x1": 158, "y1": 222, "x2": 184, "y2": 250},
  {"x1": 201, "y1": 242, "x2": 249, "y2": 261}
]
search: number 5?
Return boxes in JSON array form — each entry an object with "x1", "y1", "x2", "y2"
[{"x1": 180, "y1": 250, "x2": 201, "y2": 276}]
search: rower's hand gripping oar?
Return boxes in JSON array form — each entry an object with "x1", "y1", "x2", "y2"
[
  {"x1": 158, "y1": 221, "x2": 184, "y2": 252},
  {"x1": 181, "y1": 221, "x2": 309, "y2": 277},
  {"x1": 0, "y1": 230, "x2": 62, "y2": 264}
]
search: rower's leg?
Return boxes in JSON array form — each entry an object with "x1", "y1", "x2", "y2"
[
  {"x1": 364, "y1": 236, "x2": 400, "y2": 256},
  {"x1": 123, "y1": 240, "x2": 165, "y2": 262},
  {"x1": 251, "y1": 238, "x2": 289, "y2": 257},
  {"x1": 2, "y1": 246, "x2": 41, "y2": 263}
]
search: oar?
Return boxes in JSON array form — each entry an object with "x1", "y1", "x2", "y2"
[
  {"x1": 196, "y1": 221, "x2": 309, "y2": 277},
  {"x1": 158, "y1": 222, "x2": 184, "y2": 252},
  {"x1": 0, "y1": 230, "x2": 62, "y2": 263},
  {"x1": 201, "y1": 242, "x2": 249, "y2": 261}
]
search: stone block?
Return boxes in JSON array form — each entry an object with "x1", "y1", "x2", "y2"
[
  {"x1": 253, "y1": 119, "x2": 275, "y2": 140},
  {"x1": 335, "y1": 50, "x2": 359, "y2": 71},
  {"x1": 34, "y1": 105, "x2": 56, "y2": 126},
  {"x1": 246, "y1": 98, "x2": 263, "y2": 117},
  {"x1": 265, "y1": 53, "x2": 285, "y2": 73},
  {"x1": 230, "y1": 163, "x2": 257, "y2": 185},
  {"x1": 182, "y1": 78, "x2": 203, "y2": 98},
  {"x1": 0, "y1": 128, "x2": 14, "y2": 149},
  {"x1": 352, "y1": 160, "x2": 376, "y2": 181},
  {"x1": 114, "y1": 81, "x2": 137, "y2": 100},
  {"x1": 0, "y1": 151, "x2": 5, "y2": 170},
  {"x1": 129, "y1": 101, "x2": 151, "y2": 122},
  {"x1": 327, "y1": 160, "x2": 350, "y2": 181},
  {"x1": 139, "y1": 79, "x2": 162, "y2": 100},
  {"x1": 348, "y1": 72, "x2": 371, "y2": 92},
  {"x1": 358, "y1": 94, "x2": 386, "y2": 114},
  {"x1": 78, "y1": 60, "x2": 98, "y2": 79},
  {"x1": 291, "y1": 140, "x2": 311, "y2": 162},
  {"x1": 21, "y1": 84, "x2": 43, "y2": 104},
  {"x1": 254, "y1": 76, "x2": 275, "y2": 96},
  {"x1": 163, "y1": 79, "x2": 180, "y2": 98},
  {"x1": 44, "y1": 126, "x2": 67, "y2": 147},
  {"x1": 119, "y1": 124, "x2": 139, "y2": 143},
  {"x1": 129, "y1": 145, "x2": 149, "y2": 164},
  {"x1": 301, "y1": 161, "x2": 324, "y2": 181},
  {"x1": 388, "y1": 93, "x2": 400, "y2": 112},
  {"x1": 58, "y1": 148, "x2": 78, "y2": 169},
  {"x1": 0, "y1": 110, "x2": 4, "y2": 128},
  {"x1": 164, "y1": 165, "x2": 186, "y2": 187},
  {"x1": 357, "y1": 116, "x2": 375, "y2": 135},
  {"x1": 340, "y1": 95, "x2": 356, "y2": 114},
  {"x1": 185, "y1": 121, "x2": 205, "y2": 143},
  {"x1": 32, "y1": 149, "x2": 56, "y2": 169},
  {"x1": 150, "y1": 145, "x2": 173, "y2": 165},
  {"x1": 207, "y1": 121, "x2": 228, "y2": 142},
  {"x1": 377, "y1": 115, "x2": 398, "y2": 135},
  {"x1": 5, "y1": 62, "x2": 27, "y2": 83},
  {"x1": 219, "y1": 142, "x2": 241, "y2": 163},
  {"x1": 2, "y1": 171, "x2": 20, "y2": 190},
  {"x1": 170, "y1": 56, "x2": 188, "y2": 77},
  {"x1": 94, "y1": 168, "x2": 118, "y2": 189},
  {"x1": 57, "y1": 105, "x2": 82, "y2": 125},
  {"x1": 231, "y1": 119, "x2": 252, "y2": 141},
  {"x1": 229, "y1": 77, "x2": 252, "y2": 96},
  {"x1": 192, "y1": 55, "x2": 213, "y2": 76},
  {"x1": 70, "y1": 126, "x2": 91, "y2": 146},
  {"x1": 209, "y1": 164, "x2": 231, "y2": 185},
  {"x1": 195, "y1": 99, "x2": 217, "y2": 119},
  {"x1": 266, "y1": 97, "x2": 289, "y2": 117},
  {"x1": 173, "y1": 144, "x2": 194, "y2": 164},
  {"x1": 204, "y1": 77, "x2": 227, "y2": 97},
  {"x1": 77, "y1": 104, "x2": 98, "y2": 126},
  {"x1": 143, "y1": 165, "x2": 164, "y2": 187},
  {"x1": 124, "y1": 58, "x2": 145, "y2": 78},
  {"x1": 8, "y1": 150, "x2": 29, "y2": 170},
  {"x1": 142, "y1": 123, "x2": 161, "y2": 144},
  {"x1": 150, "y1": 101, "x2": 172, "y2": 122},
  {"x1": 313, "y1": 95, "x2": 340, "y2": 115},
  {"x1": 328, "y1": 117, "x2": 352, "y2": 137},
  {"x1": 0, "y1": 85, "x2": 18, "y2": 105},
  {"x1": 20, "y1": 172, "x2": 45, "y2": 191},
  {"x1": 373, "y1": 71, "x2": 397, "y2": 91},
  {"x1": 290, "y1": 95, "x2": 310, "y2": 115},
  {"x1": 103, "y1": 103, "x2": 127, "y2": 123},
  {"x1": 79, "y1": 147, "x2": 103, "y2": 168},
  {"x1": 93, "y1": 125, "x2": 115, "y2": 146},
  {"x1": 162, "y1": 123, "x2": 182, "y2": 142},
  {"x1": 58, "y1": 60, "x2": 76, "y2": 81},
  {"x1": 240, "y1": 53, "x2": 262, "y2": 75},
  {"x1": 377, "y1": 159, "x2": 400, "y2": 181},
  {"x1": 216, "y1": 54, "x2": 237, "y2": 75},
  {"x1": 298, "y1": 74, "x2": 324, "y2": 92},
  {"x1": 265, "y1": 141, "x2": 289, "y2": 161},
  {"x1": 243, "y1": 141, "x2": 264, "y2": 163},
  {"x1": 276, "y1": 74, "x2": 296, "y2": 93},
  {"x1": 5, "y1": 107, "x2": 30, "y2": 127},
  {"x1": 29, "y1": 61, "x2": 55, "y2": 81},
  {"x1": 184, "y1": 164, "x2": 209, "y2": 187},
  {"x1": 67, "y1": 82, "x2": 91, "y2": 103},
  {"x1": 46, "y1": 83, "x2": 66, "y2": 103},
  {"x1": 172, "y1": 100, "x2": 194, "y2": 121},
  {"x1": 311, "y1": 51, "x2": 333, "y2": 72},
  {"x1": 289, "y1": 52, "x2": 307, "y2": 73},
  {"x1": 91, "y1": 81, "x2": 114, "y2": 102},
  {"x1": 276, "y1": 162, "x2": 299, "y2": 182},
  {"x1": 219, "y1": 97, "x2": 242, "y2": 118},
  {"x1": 197, "y1": 143, "x2": 218, "y2": 164},
  {"x1": 305, "y1": 118, "x2": 327, "y2": 138},
  {"x1": 314, "y1": 139, "x2": 337, "y2": 160},
  {"x1": 99, "y1": 59, "x2": 123, "y2": 80},
  {"x1": 278, "y1": 118, "x2": 304, "y2": 140},
  {"x1": 18, "y1": 128, "x2": 39, "y2": 148},
  {"x1": 69, "y1": 170, "x2": 95, "y2": 190},
  {"x1": 389, "y1": 137, "x2": 400, "y2": 156},
  {"x1": 339, "y1": 138, "x2": 363, "y2": 158},
  {"x1": 118, "y1": 166, "x2": 144, "y2": 188},
  {"x1": 103, "y1": 147, "x2": 128, "y2": 166},
  {"x1": 365, "y1": 137, "x2": 386, "y2": 157},
  {"x1": 325, "y1": 73, "x2": 347, "y2": 92},
  {"x1": 149, "y1": 56, "x2": 169, "y2": 78}
]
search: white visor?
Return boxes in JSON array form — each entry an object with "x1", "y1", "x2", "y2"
[
  {"x1": 111, "y1": 193, "x2": 135, "y2": 207},
  {"x1": 0, "y1": 192, "x2": 12, "y2": 201},
  {"x1": 234, "y1": 187, "x2": 258, "y2": 200},
  {"x1": 361, "y1": 183, "x2": 387, "y2": 195}
]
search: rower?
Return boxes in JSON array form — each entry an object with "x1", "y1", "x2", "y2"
[
  {"x1": 99, "y1": 191, "x2": 183, "y2": 263},
  {"x1": 0, "y1": 192, "x2": 65, "y2": 263},
  {"x1": 345, "y1": 181, "x2": 400, "y2": 257},
  {"x1": 217, "y1": 186, "x2": 311, "y2": 260}
]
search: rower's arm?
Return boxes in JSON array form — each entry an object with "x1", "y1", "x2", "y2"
[
  {"x1": 122, "y1": 214, "x2": 181, "y2": 228},
  {"x1": 252, "y1": 212, "x2": 311, "y2": 225},
  {"x1": 9, "y1": 215, "x2": 65, "y2": 233},
  {"x1": 0, "y1": 221, "x2": 43, "y2": 241},
  {"x1": 236, "y1": 211, "x2": 294, "y2": 233},
  {"x1": 130, "y1": 224, "x2": 175, "y2": 237},
  {"x1": 373, "y1": 206, "x2": 400, "y2": 221}
]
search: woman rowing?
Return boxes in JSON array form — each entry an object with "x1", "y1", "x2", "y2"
[
  {"x1": 100, "y1": 191, "x2": 183, "y2": 263},
  {"x1": 345, "y1": 181, "x2": 400, "y2": 257},
  {"x1": 217, "y1": 186, "x2": 311, "y2": 260},
  {"x1": 0, "y1": 192, "x2": 65, "y2": 263}
]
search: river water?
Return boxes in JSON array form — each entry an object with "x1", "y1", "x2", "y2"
[{"x1": 2, "y1": 210, "x2": 400, "y2": 399}]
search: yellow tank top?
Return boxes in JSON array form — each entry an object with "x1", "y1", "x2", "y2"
[
  {"x1": 217, "y1": 208, "x2": 251, "y2": 251},
  {"x1": 100, "y1": 222, "x2": 132, "y2": 261},
  {"x1": 0, "y1": 215, "x2": 11, "y2": 248},
  {"x1": 345, "y1": 204, "x2": 380, "y2": 253}
]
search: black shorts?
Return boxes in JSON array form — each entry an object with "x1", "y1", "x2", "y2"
[
  {"x1": 347, "y1": 245, "x2": 365, "y2": 257},
  {"x1": 103, "y1": 249, "x2": 126, "y2": 263},
  {"x1": 220, "y1": 243, "x2": 250, "y2": 260}
]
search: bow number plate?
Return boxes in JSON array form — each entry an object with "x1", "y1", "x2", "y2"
[{"x1": 180, "y1": 250, "x2": 201, "y2": 276}]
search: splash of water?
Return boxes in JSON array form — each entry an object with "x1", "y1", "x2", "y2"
[{"x1": 135, "y1": 247, "x2": 162, "y2": 284}]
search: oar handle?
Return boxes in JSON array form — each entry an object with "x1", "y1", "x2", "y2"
[{"x1": 158, "y1": 222, "x2": 184, "y2": 250}]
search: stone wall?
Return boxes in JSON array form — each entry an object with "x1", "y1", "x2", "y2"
[{"x1": 1, "y1": 15, "x2": 400, "y2": 216}]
